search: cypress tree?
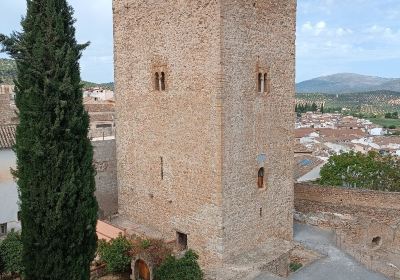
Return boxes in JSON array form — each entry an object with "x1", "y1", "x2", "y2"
[{"x1": 1, "y1": 1, "x2": 98, "y2": 279}]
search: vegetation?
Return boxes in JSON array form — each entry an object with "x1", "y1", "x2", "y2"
[
  {"x1": 98, "y1": 236, "x2": 132, "y2": 274},
  {"x1": 0, "y1": 0, "x2": 98, "y2": 279},
  {"x1": 0, "y1": 58, "x2": 17, "y2": 84},
  {"x1": 289, "y1": 262, "x2": 303, "y2": 272},
  {"x1": 320, "y1": 151, "x2": 400, "y2": 192},
  {"x1": 154, "y1": 250, "x2": 203, "y2": 280},
  {"x1": 367, "y1": 118, "x2": 400, "y2": 129},
  {"x1": 385, "y1": 112, "x2": 399, "y2": 119},
  {"x1": 0, "y1": 231, "x2": 24, "y2": 276},
  {"x1": 130, "y1": 237, "x2": 173, "y2": 267},
  {"x1": 296, "y1": 91, "x2": 400, "y2": 115},
  {"x1": 295, "y1": 102, "x2": 322, "y2": 113}
]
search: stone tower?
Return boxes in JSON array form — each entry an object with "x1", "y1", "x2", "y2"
[{"x1": 113, "y1": 0, "x2": 296, "y2": 268}]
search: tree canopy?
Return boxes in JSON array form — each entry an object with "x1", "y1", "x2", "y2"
[
  {"x1": 0, "y1": 0, "x2": 98, "y2": 279},
  {"x1": 320, "y1": 151, "x2": 400, "y2": 192}
]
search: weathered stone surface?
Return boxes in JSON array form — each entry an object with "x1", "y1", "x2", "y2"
[
  {"x1": 295, "y1": 183, "x2": 400, "y2": 279},
  {"x1": 113, "y1": 0, "x2": 296, "y2": 269},
  {"x1": 93, "y1": 140, "x2": 118, "y2": 219},
  {"x1": 0, "y1": 85, "x2": 17, "y2": 125}
]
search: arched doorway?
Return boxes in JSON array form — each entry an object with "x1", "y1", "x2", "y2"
[{"x1": 134, "y1": 259, "x2": 151, "y2": 280}]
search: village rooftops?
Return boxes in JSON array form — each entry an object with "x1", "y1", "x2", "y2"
[{"x1": 0, "y1": 125, "x2": 16, "y2": 150}]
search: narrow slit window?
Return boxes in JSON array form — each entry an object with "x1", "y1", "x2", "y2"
[
  {"x1": 161, "y1": 72, "x2": 166, "y2": 91},
  {"x1": 264, "y1": 73, "x2": 269, "y2": 93},
  {"x1": 258, "y1": 73, "x2": 263, "y2": 92},
  {"x1": 258, "y1": 167, "x2": 264, "y2": 188},
  {"x1": 155, "y1": 72, "x2": 160, "y2": 91},
  {"x1": 160, "y1": 156, "x2": 164, "y2": 180}
]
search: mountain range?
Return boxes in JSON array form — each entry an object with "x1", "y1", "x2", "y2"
[
  {"x1": 296, "y1": 73, "x2": 400, "y2": 94},
  {"x1": 2, "y1": 58, "x2": 399, "y2": 94}
]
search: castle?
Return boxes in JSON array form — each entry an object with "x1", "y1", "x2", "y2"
[{"x1": 113, "y1": 0, "x2": 296, "y2": 274}]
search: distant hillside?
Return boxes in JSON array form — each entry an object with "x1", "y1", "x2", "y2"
[
  {"x1": 296, "y1": 73, "x2": 400, "y2": 93},
  {"x1": 0, "y1": 58, "x2": 114, "y2": 90},
  {"x1": 297, "y1": 90, "x2": 400, "y2": 115},
  {"x1": 0, "y1": 58, "x2": 17, "y2": 84},
  {"x1": 82, "y1": 81, "x2": 114, "y2": 91}
]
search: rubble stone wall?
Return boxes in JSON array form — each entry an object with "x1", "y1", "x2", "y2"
[
  {"x1": 113, "y1": 0, "x2": 296, "y2": 268},
  {"x1": 0, "y1": 85, "x2": 17, "y2": 125},
  {"x1": 93, "y1": 140, "x2": 118, "y2": 219},
  {"x1": 295, "y1": 183, "x2": 400, "y2": 279},
  {"x1": 220, "y1": 0, "x2": 296, "y2": 260}
]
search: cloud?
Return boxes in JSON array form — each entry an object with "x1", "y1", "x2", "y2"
[
  {"x1": 296, "y1": 0, "x2": 400, "y2": 82},
  {"x1": 301, "y1": 21, "x2": 327, "y2": 36},
  {"x1": 336, "y1": 28, "x2": 353, "y2": 37}
]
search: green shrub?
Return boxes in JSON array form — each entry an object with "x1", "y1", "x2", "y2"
[
  {"x1": 154, "y1": 250, "x2": 203, "y2": 280},
  {"x1": 0, "y1": 231, "x2": 23, "y2": 275},
  {"x1": 320, "y1": 151, "x2": 400, "y2": 192},
  {"x1": 0, "y1": 249, "x2": 4, "y2": 275},
  {"x1": 389, "y1": 125, "x2": 396, "y2": 129},
  {"x1": 97, "y1": 235, "x2": 132, "y2": 273},
  {"x1": 140, "y1": 239, "x2": 151, "y2": 249},
  {"x1": 289, "y1": 262, "x2": 303, "y2": 272}
]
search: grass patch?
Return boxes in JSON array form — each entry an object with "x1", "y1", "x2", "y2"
[
  {"x1": 367, "y1": 118, "x2": 400, "y2": 128},
  {"x1": 289, "y1": 262, "x2": 303, "y2": 272}
]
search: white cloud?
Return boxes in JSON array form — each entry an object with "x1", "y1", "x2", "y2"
[
  {"x1": 336, "y1": 27, "x2": 353, "y2": 36},
  {"x1": 301, "y1": 21, "x2": 327, "y2": 36}
]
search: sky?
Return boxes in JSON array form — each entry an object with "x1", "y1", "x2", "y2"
[{"x1": 0, "y1": 1, "x2": 400, "y2": 83}]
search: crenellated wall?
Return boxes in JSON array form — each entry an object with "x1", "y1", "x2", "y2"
[{"x1": 295, "y1": 183, "x2": 400, "y2": 280}]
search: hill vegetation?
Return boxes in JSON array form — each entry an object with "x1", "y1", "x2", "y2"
[
  {"x1": 0, "y1": 58, "x2": 17, "y2": 84},
  {"x1": 296, "y1": 90, "x2": 400, "y2": 115},
  {"x1": 0, "y1": 58, "x2": 114, "y2": 90},
  {"x1": 297, "y1": 73, "x2": 400, "y2": 93}
]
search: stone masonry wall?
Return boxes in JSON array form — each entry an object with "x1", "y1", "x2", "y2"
[
  {"x1": 113, "y1": 0, "x2": 224, "y2": 267},
  {"x1": 92, "y1": 140, "x2": 118, "y2": 219},
  {"x1": 295, "y1": 183, "x2": 400, "y2": 279},
  {"x1": 113, "y1": 0, "x2": 296, "y2": 268},
  {"x1": 220, "y1": 0, "x2": 296, "y2": 260},
  {"x1": 0, "y1": 85, "x2": 17, "y2": 125}
]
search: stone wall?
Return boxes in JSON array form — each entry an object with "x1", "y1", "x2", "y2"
[
  {"x1": 92, "y1": 140, "x2": 118, "y2": 219},
  {"x1": 113, "y1": 0, "x2": 295, "y2": 268},
  {"x1": 295, "y1": 183, "x2": 400, "y2": 279},
  {"x1": 0, "y1": 85, "x2": 17, "y2": 125},
  {"x1": 220, "y1": 0, "x2": 296, "y2": 260}
]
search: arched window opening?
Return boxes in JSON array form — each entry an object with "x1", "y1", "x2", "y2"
[
  {"x1": 155, "y1": 72, "x2": 160, "y2": 91},
  {"x1": 161, "y1": 72, "x2": 166, "y2": 91},
  {"x1": 258, "y1": 167, "x2": 264, "y2": 188},
  {"x1": 258, "y1": 73, "x2": 263, "y2": 92}
]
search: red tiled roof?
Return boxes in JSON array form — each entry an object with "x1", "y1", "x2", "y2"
[
  {"x1": 96, "y1": 220, "x2": 125, "y2": 242},
  {"x1": 0, "y1": 125, "x2": 16, "y2": 149},
  {"x1": 295, "y1": 128, "x2": 315, "y2": 138}
]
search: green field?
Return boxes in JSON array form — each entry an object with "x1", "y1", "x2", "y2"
[
  {"x1": 296, "y1": 91, "x2": 400, "y2": 115},
  {"x1": 367, "y1": 118, "x2": 400, "y2": 128}
]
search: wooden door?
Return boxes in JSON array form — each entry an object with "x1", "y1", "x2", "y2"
[{"x1": 136, "y1": 259, "x2": 150, "y2": 280}]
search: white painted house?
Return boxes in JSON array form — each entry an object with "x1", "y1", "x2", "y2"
[{"x1": 0, "y1": 125, "x2": 20, "y2": 237}]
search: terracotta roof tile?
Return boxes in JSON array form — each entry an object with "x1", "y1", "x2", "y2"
[{"x1": 0, "y1": 125, "x2": 16, "y2": 149}]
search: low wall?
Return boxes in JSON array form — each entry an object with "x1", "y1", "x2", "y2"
[
  {"x1": 92, "y1": 140, "x2": 118, "y2": 219},
  {"x1": 295, "y1": 183, "x2": 400, "y2": 280}
]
